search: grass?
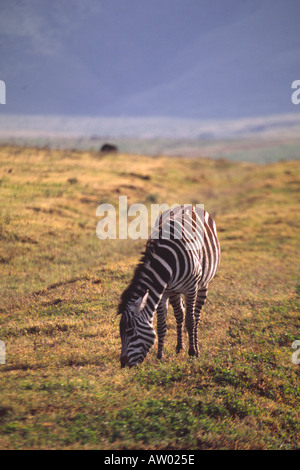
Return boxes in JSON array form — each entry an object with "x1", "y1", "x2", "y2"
[{"x1": 0, "y1": 145, "x2": 299, "y2": 450}]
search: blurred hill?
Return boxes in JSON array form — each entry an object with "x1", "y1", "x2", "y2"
[{"x1": 0, "y1": 0, "x2": 299, "y2": 118}]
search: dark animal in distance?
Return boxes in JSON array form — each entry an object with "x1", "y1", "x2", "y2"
[{"x1": 100, "y1": 143, "x2": 118, "y2": 153}]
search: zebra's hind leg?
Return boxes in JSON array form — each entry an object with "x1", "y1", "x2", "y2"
[
  {"x1": 194, "y1": 286, "x2": 208, "y2": 357},
  {"x1": 156, "y1": 294, "x2": 169, "y2": 360},
  {"x1": 169, "y1": 293, "x2": 185, "y2": 354},
  {"x1": 184, "y1": 289, "x2": 198, "y2": 357}
]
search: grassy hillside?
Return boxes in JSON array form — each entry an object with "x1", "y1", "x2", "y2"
[{"x1": 0, "y1": 145, "x2": 299, "y2": 449}]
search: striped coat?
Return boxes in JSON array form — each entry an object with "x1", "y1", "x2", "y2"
[{"x1": 118, "y1": 205, "x2": 220, "y2": 367}]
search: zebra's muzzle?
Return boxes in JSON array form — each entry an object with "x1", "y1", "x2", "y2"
[
  {"x1": 121, "y1": 354, "x2": 140, "y2": 368},
  {"x1": 121, "y1": 355, "x2": 130, "y2": 368}
]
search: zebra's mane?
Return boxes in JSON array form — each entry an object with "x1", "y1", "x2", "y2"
[{"x1": 117, "y1": 239, "x2": 156, "y2": 314}]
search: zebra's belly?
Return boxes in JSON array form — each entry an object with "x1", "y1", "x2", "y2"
[{"x1": 166, "y1": 272, "x2": 204, "y2": 295}]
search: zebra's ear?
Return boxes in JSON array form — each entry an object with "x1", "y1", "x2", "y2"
[{"x1": 134, "y1": 290, "x2": 149, "y2": 314}]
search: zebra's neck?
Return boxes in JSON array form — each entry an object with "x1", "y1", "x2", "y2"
[
  {"x1": 137, "y1": 258, "x2": 168, "y2": 323},
  {"x1": 119, "y1": 242, "x2": 173, "y2": 321}
]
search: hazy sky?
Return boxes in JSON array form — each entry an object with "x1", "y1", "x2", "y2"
[{"x1": 0, "y1": 0, "x2": 300, "y2": 119}]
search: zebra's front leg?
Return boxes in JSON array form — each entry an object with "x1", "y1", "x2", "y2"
[
  {"x1": 169, "y1": 293, "x2": 185, "y2": 354},
  {"x1": 156, "y1": 295, "x2": 169, "y2": 360},
  {"x1": 184, "y1": 289, "x2": 198, "y2": 357},
  {"x1": 194, "y1": 286, "x2": 208, "y2": 357}
]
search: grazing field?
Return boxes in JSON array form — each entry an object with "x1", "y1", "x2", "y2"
[{"x1": 0, "y1": 145, "x2": 299, "y2": 450}]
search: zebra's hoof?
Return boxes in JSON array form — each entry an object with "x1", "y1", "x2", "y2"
[{"x1": 188, "y1": 348, "x2": 197, "y2": 357}]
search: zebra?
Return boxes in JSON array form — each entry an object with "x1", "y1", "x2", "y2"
[{"x1": 118, "y1": 205, "x2": 220, "y2": 368}]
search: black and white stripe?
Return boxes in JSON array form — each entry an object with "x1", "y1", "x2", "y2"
[{"x1": 118, "y1": 205, "x2": 220, "y2": 367}]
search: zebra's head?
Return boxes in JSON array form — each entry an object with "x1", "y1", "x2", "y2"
[{"x1": 119, "y1": 290, "x2": 156, "y2": 368}]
